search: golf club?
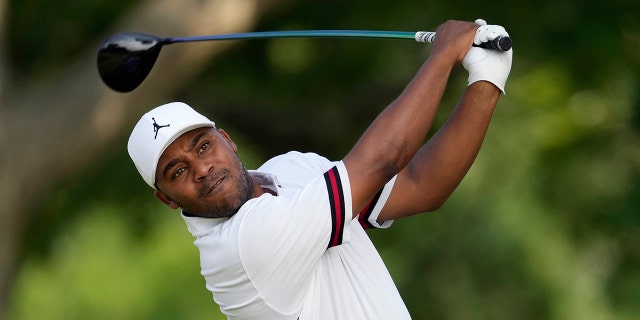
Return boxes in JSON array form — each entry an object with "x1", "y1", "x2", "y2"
[{"x1": 97, "y1": 30, "x2": 512, "y2": 92}]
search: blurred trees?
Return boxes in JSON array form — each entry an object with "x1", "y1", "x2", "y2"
[
  {"x1": 0, "y1": 0, "x2": 291, "y2": 315},
  {"x1": 2, "y1": 0, "x2": 639, "y2": 319}
]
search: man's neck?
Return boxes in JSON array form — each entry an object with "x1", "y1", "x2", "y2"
[
  {"x1": 248, "y1": 171, "x2": 280, "y2": 197},
  {"x1": 253, "y1": 178, "x2": 276, "y2": 197}
]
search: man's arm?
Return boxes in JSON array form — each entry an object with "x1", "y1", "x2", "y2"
[
  {"x1": 343, "y1": 20, "x2": 479, "y2": 218},
  {"x1": 377, "y1": 20, "x2": 513, "y2": 221},
  {"x1": 379, "y1": 81, "x2": 500, "y2": 221}
]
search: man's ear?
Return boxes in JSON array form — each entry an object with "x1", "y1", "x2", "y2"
[
  {"x1": 154, "y1": 190, "x2": 180, "y2": 209},
  {"x1": 217, "y1": 128, "x2": 238, "y2": 152}
]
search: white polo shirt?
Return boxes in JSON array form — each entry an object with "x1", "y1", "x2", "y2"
[{"x1": 182, "y1": 151, "x2": 411, "y2": 320}]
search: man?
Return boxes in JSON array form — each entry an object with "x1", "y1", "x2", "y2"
[{"x1": 127, "y1": 19, "x2": 512, "y2": 319}]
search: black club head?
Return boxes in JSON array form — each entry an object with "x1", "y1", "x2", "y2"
[{"x1": 97, "y1": 33, "x2": 168, "y2": 92}]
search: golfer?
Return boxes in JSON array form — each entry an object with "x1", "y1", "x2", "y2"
[{"x1": 127, "y1": 19, "x2": 512, "y2": 320}]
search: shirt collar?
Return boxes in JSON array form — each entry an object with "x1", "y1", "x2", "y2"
[
  {"x1": 248, "y1": 170, "x2": 281, "y2": 195},
  {"x1": 181, "y1": 171, "x2": 280, "y2": 236}
]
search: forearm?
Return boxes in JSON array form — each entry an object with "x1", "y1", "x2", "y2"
[
  {"x1": 380, "y1": 81, "x2": 500, "y2": 219},
  {"x1": 349, "y1": 52, "x2": 456, "y2": 172},
  {"x1": 342, "y1": 20, "x2": 479, "y2": 217},
  {"x1": 344, "y1": 52, "x2": 457, "y2": 212},
  {"x1": 419, "y1": 81, "x2": 500, "y2": 204}
]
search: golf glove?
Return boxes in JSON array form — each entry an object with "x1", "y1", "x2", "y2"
[{"x1": 462, "y1": 19, "x2": 513, "y2": 94}]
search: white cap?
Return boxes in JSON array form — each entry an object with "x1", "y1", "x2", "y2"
[{"x1": 128, "y1": 102, "x2": 216, "y2": 188}]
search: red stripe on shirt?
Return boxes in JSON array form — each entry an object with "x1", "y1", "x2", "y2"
[
  {"x1": 324, "y1": 167, "x2": 345, "y2": 248},
  {"x1": 358, "y1": 189, "x2": 383, "y2": 229}
]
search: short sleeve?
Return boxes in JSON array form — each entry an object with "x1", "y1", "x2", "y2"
[
  {"x1": 357, "y1": 175, "x2": 396, "y2": 229},
  {"x1": 236, "y1": 161, "x2": 352, "y2": 314}
]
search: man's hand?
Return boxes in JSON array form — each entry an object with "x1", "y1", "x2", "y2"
[
  {"x1": 430, "y1": 20, "x2": 480, "y2": 65},
  {"x1": 462, "y1": 19, "x2": 513, "y2": 93},
  {"x1": 343, "y1": 20, "x2": 480, "y2": 218}
]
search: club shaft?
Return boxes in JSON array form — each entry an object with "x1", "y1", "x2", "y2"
[
  {"x1": 166, "y1": 30, "x2": 511, "y2": 51},
  {"x1": 167, "y1": 30, "x2": 422, "y2": 44}
]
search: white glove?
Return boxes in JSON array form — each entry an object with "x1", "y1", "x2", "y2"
[{"x1": 462, "y1": 19, "x2": 513, "y2": 94}]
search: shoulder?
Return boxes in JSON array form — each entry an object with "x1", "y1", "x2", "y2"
[
  {"x1": 258, "y1": 152, "x2": 336, "y2": 186},
  {"x1": 259, "y1": 151, "x2": 333, "y2": 171}
]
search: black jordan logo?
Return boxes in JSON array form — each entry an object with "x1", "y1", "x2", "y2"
[{"x1": 152, "y1": 118, "x2": 170, "y2": 139}]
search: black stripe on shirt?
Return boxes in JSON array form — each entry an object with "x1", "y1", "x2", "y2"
[
  {"x1": 358, "y1": 188, "x2": 384, "y2": 229},
  {"x1": 323, "y1": 166, "x2": 345, "y2": 248}
]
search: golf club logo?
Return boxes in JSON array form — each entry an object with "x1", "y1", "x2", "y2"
[{"x1": 152, "y1": 118, "x2": 170, "y2": 139}]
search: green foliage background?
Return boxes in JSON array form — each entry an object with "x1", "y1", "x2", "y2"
[{"x1": 4, "y1": 0, "x2": 639, "y2": 319}]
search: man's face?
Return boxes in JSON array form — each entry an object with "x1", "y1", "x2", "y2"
[{"x1": 154, "y1": 127, "x2": 255, "y2": 218}]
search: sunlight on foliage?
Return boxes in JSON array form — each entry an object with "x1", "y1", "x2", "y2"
[
  {"x1": 8, "y1": 203, "x2": 225, "y2": 320},
  {"x1": 371, "y1": 59, "x2": 640, "y2": 320},
  {"x1": 268, "y1": 38, "x2": 318, "y2": 75},
  {"x1": 4, "y1": 1, "x2": 640, "y2": 319}
]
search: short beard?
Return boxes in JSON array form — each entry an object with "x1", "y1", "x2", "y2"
[{"x1": 180, "y1": 154, "x2": 254, "y2": 219}]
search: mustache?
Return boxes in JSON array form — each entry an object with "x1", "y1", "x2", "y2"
[{"x1": 197, "y1": 169, "x2": 230, "y2": 198}]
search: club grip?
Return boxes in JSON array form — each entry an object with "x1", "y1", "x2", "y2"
[
  {"x1": 475, "y1": 36, "x2": 512, "y2": 51},
  {"x1": 414, "y1": 31, "x2": 512, "y2": 52}
]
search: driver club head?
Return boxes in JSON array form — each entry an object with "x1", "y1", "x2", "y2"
[{"x1": 97, "y1": 33, "x2": 168, "y2": 92}]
